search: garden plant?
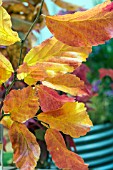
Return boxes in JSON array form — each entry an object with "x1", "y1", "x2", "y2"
[{"x1": 0, "y1": 0, "x2": 113, "y2": 169}]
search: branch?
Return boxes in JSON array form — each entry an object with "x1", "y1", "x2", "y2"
[{"x1": 18, "y1": 0, "x2": 45, "y2": 66}]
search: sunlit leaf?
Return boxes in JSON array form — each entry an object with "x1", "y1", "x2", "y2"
[
  {"x1": 37, "y1": 85, "x2": 75, "y2": 112},
  {"x1": 38, "y1": 102, "x2": 93, "y2": 138},
  {"x1": 45, "y1": 128, "x2": 88, "y2": 169},
  {"x1": 17, "y1": 37, "x2": 91, "y2": 85},
  {"x1": 9, "y1": 122, "x2": 40, "y2": 170},
  {"x1": 0, "y1": 6, "x2": 20, "y2": 46},
  {"x1": 0, "y1": 52, "x2": 14, "y2": 85},
  {"x1": 99, "y1": 68, "x2": 113, "y2": 80},
  {"x1": 0, "y1": 114, "x2": 13, "y2": 129},
  {"x1": 52, "y1": 0, "x2": 80, "y2": 11},
  {"x1": 3, "y1": 86, "x2": 39, "y2": 123},
  {"x1": 17, "y1": 62, "x2": 74, "y2": 86},
  {"x1": 42, "y1": 74, "x2": 88, "y2": 96},
  {"x1": 46, "y1": 1, "x2": 113, "y2": 47},
  {"x1": 24, "y1": 37, "x2": 91, "y2": 66}
]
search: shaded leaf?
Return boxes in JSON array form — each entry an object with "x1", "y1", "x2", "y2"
[
  {"x1": 37, "y1": 85, "x2": 75, "y2": 112},
  {"x1": 45, "y1": 128, "x2": 88, "y2": 169},
  {"x1": 52, "y1": 0, "x2": 80, "y2": 11},
  {"x1": 9, "y1": 122, "x2": 40, "y2": 170},
  {"x1": 3, "y1": 86, "x2": 39, "y2": 123},
  {"x1": 99, "y1": 68, "x2": 113, "y2": 80},
  {"x1": 0, "y1": 52, "x2": 14, "y2": 85},
  {"x1": 46, "y1": 1, "x2": 113, "y2": 47},
  {"x1": 42, "y1": 74, "x2": 88, "y2": 96},
  {"x1": 24, "y1": 37, "x2": 91, "y2": 66},
  {"x1": 0, "y1": 6, "x2": 20, "y2": 45},
  {"x1": 38, "y1": 102, "x2": 93, "y2": 138}
]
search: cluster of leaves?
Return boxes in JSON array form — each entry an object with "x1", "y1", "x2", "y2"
[{"x1": 0, "y1": 0, "x2": 113, "y2": 169}]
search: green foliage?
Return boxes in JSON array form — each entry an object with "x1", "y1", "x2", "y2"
[
  {"x1": 88, "y1": 76, "x2": 113, "y2": 124},
  {"x1": 86, "y1": 39, "x2": 113, "y2": 82}
]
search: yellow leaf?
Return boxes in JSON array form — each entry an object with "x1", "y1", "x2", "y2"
[
  {"x1": 42, "y1": 74, "x2": 88, "y2": 96},
  {"x1": 3, "y1": 86, "x2": 39, "y2": 123},
  {"x1": 9, "y1": 122, "x2": 40, "y2": 170},
  {"x1": 0, "y1": 115, "x2": 13, "y2": 129},
  {"x1": 0, "y1": 6, "x2": 20, "y2": 46},
  {"x1": 17, "y1": 37, "x2": 91, "y2": 85},
  {"x1": 0, "y1": 52, "x2": 14, "y2": 85},
  {"x1": 24, "y1": 37, "x2": 91, "y2": 66},
  {"x1": 52, "y1": 0, "x2": 81, "y2": 11},
  {"x1": 38, "y1": 102, "x2": 93, "y2": 138},
  {"x1": 46, "y1": 1, "x2": 113, "y2": 47}
]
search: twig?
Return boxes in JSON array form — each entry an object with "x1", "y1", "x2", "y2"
[
  {"x1": 0, "y1": 113, "x2": 10, "y2": 121},
  {"x1": 18, "y1": 0, "x2": 45, "y2": 66},
  {"x1": 5, "y1": 72, "x2": 17, "y2": 97}
]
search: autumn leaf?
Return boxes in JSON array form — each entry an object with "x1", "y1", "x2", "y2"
[
  {"x1": 24, "y1": 37, "x2": 91, "y2": 66},
  {"x1": 99, "y1": 68, "x2": 113, "y2": 80},
  {"x1": 42, "y1": 74, "x2": 88, "y2": 96},
  {"x1": 38, "y1": 102, "x2": 93, "y2": 138},
  {"x1": 37, "y1": 85, "x2": 75, "y2": 112},
  {"x1": 46, "y1": 1, "x2": 113, "y2": 47},
  {"x1": 0, "y1": 52, "x2": 14, "y2": 85},
  {"x1": 0, "y1": 6, "x2": 20, "y2": 46},
  {"x1": 52, "y1": 0, "x2": 81, "y2": 11},
  {"x1": 3, "y1": 86, "x2": 39, "y2": 123},
  {"x1": 9, "y1": 122, "x2": 40, "y2": 170},
  {"x1": 17, "y1": 37, "x2": 91, "y2": 85},
  {"x1": 45, "y1": 128, "x2": 88, "y2": 169},
  {"x1": 17, "y1": 62, "x2": 73, "y2": 85}
]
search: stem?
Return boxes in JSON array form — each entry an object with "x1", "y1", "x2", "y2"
[
  {"x1": 18, "y1": 0, "x2": 44, "y2": 66},
  {"x1": 0, "y1": 113, "x2": 10, "y2": 122},
  {"x1": 5, "y1": 72, "x2": 17, "y2": 96}
]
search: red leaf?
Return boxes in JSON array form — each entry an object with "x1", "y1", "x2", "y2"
[
  {"x1": 37, "y1": 85, "x2": 75, "y2": 112},
  {"x1": 99, "y1": 68, "x2": 113, "y2": 80}
]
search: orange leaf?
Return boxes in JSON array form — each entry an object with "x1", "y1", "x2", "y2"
[
  {"x1": 0, "y1": 52, "x2": 14, "y2": 85},
  {"x1": 17, "y1": 62, "x2": 73, "y2": 85},
  {"x1": 37, "y1": 85, "x2": 75, "y2": 112},
  {"x1": 3, "y1": 86, "x2": 39, "y2": 123},
  {"x1": 38, "y1": 102, "x2": 93, "y2": 138},
  {"x1": 45, "y1": 128, "x2": 88, "y2": 169},
  {"x1": 46, "y1": 1, "x2": 113, "y2": 47},
  {"x1": 9, "y1": 122, "x2": 40, "y2": 170},
  {"x1": 42, "y1": 74, "x2": 88, "y2": 96}
]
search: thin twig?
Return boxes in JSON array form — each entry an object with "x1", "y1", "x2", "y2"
[
  {"x1": 18, "y1": 0, "x2": 44, "y2": 66},
  {"x1": 5, "y1": 72, "x2": 17, "y2": 97},
  {"x1": 0, "y1": 113, "x2": 10, "y2": 121}
]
